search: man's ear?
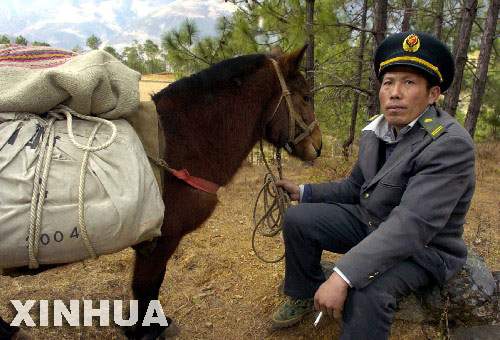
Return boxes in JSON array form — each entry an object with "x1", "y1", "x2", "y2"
[
  {"x1": 428, "y1": 85, "x2": 441, "y2": 105},
  {"x1": 280, "y1": 44, "x2": 308, "y2": 76}
]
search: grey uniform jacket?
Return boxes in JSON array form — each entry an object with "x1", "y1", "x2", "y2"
[{"x1": 305, "y1": 106, "x2": 475, "y2": 289}]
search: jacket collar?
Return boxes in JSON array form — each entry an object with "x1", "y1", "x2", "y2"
[{"x1": 362, "y1": 106, "x2": 439, "y2": 190}]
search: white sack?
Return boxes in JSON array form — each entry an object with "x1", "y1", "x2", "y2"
[{"x1": 0, "y1": 115, "x2": 164, "y2": 268}]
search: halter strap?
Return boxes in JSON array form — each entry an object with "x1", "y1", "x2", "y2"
[{"x1": 269, "y1": 59, "x2": 318, "y2": 152}]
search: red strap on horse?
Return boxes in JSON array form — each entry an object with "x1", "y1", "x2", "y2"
[
  {"x1": 148, "y1": 156, "x2": 220, "y2": 194},
  {"x1": 170, "y1": 168, "x2": 220, "y2": 194}
]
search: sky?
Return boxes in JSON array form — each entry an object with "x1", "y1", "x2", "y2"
[
  {"x1": 0, "y1": 0, "x2": 237, "y2": 49},
  {"x1": 0, "y1": 0, "x2": 236, "y2": 21}
]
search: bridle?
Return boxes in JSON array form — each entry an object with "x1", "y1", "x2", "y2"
[{"x1": 268, "y1": 58, "x2": 318, "y2": 153}]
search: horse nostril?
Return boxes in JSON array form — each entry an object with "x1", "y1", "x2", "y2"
[{"x1": 316, "y1": 142, "x2": 322, "y2": 157}]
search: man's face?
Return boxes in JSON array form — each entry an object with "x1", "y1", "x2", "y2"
[{"x1": 379, "y1": 66, "x2": 441, "y2": 129}]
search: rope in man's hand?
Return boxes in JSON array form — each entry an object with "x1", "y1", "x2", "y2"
[{"x1": 251, "y1": 140, "x2": 291, "y2": 263}]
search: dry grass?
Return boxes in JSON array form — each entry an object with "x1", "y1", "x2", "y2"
[
  {"x1": 463, "y1": 141, "x2": 500, "y2": 269},
  {"x1": 1, "y1": 139, "x2": 497, "y2": 339},
  {"x1": 141, "y1": 73, "x2": 176, "y2": 82},
  {"x1": 138, "y1": 76, "x2": 173, "y2": 101}
]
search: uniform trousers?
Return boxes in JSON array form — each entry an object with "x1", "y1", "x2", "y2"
[{"x1": 282, "y1": 203, "x2": 432, "y2": 340}]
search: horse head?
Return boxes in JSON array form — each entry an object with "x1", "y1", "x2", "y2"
[{"x1": 264, "y1": 46, "x2": 322, "y2": 161}]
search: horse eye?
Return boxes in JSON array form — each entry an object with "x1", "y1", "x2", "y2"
[{"x1": 303, "y1": 95, "x2": 311, "y2": 102}]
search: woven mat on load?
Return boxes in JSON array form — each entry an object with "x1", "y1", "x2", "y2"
[{"x1": 0, "y1": 45, "x2": 140, "y2": 119}]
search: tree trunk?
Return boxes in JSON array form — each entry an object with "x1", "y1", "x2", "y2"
[
  {"x1": 464, "y1": 0, "x2": 499, "y2": 138},
  {"x1": 402, "y1": 0, "x2": 413, "y2": 31},
  {"x1": 373, "y1": 0, "x2": 388, "y2": 46},
  {"x1": 367, "y1": 0, "x2": 388, "y2": 118},
  {"x1": 305, "y1": 0, "x2": 315, "y2": 110},
  {"x1": 342, "y1": 0, "x2": 368, "y2": 157},
  {"x1": 443, "y1": 0, "x2": 478, "y2": 116},
  {"x1": 433, "y1": 0, "x2": 445, "y2": 39}
]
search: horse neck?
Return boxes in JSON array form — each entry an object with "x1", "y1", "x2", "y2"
[{"x1": 162, "y1": 68, "x2": 277, "y2": 187}]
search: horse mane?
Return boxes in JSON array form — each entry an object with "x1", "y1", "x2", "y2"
[{"x1": 152, "y1": 54, "x2": 268, "y2": 103}]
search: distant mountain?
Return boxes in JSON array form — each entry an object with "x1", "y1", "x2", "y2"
[{"x1": 0, "y1": 0, "x2": 236, "y2": 51}]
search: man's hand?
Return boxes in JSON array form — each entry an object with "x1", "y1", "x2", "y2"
[
  {"x1": 275, "y1": 179, "x2": 300, "y2": 201},
  {"x1": 314, "y1": 272, "x2": 349, "y2": 319}
]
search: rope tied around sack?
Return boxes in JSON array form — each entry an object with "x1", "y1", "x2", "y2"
[
  {"x1": 251, "y1": 140, "x2": 291, "y2": 263},
  {"x1": 27, "y1": 105, "x2": 117, "y2": 268}
]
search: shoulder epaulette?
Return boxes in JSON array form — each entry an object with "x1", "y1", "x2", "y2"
[
  {"x1": 368, "y1": 114, "x2": 380, "y2": 122},
  {"x1": 419, "y1": 116, "x2": 445, "y2": 139}
]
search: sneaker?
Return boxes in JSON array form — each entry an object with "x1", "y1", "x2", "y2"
[{"x1": 271, "y1": 297, "x2": 314, "y2": 329}]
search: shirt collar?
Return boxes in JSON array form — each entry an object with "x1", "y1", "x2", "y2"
[{"x1": 363, "y1": 106, "x2": 429, "y2": 143}]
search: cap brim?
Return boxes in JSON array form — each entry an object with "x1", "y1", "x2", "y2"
[{"x1": 379, "y1": 61, "x2": 444, "y2": 90}]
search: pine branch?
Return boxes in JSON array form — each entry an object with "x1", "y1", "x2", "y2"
[{"x1": 313, "y1": 83, "x2": 372, "y2": 97}]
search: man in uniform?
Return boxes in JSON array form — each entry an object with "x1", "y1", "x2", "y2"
[{"x1": 270, "y1": 31, "x2": 476, "y2": 339}]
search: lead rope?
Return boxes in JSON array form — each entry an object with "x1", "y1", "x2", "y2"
[
  {"x1": 251, "y1": 140, "x2": 291, "y2": 263},
  {"x1": 27, "y1": 105, "x2": 117, "y2": 268}
]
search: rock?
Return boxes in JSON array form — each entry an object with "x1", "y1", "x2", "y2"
[
  {"x1": 492, "y1": 271, "x2": 500, "y2": 295},
  {"x1": 394, "y1": 294, "x2": 428, "y2": 323},
  {"x1": 418, "y1": 251, "x2": 498, "y2": 325},
  {"x1": 451, "y1": 325, "x2": 500, "y2": 340},
  {"x1": 318, "y1": 250, "x2": 499, "y2": 326}
]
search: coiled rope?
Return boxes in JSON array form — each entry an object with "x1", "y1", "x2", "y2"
[
  {"x1": 27, "y1": 105, "x2": 117, "y2": 268},
  {"x1": 251, "y1": 140, "x2": 291, "y2": 263}
]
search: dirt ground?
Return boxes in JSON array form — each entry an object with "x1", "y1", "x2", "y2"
[{"x1": 0, "y1": 134, "x2": 498, "y2": 339}]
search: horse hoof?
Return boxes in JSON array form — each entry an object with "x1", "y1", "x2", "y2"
[
  {"x1": 161, "y1": 318, "x2": 180, "y2": 339},
  {"x1": 11, "y1": 329, "x2": 34, "y2": 340},
  {"x1": 123, "y1": 317, "x2": 180, "y2": 340}
]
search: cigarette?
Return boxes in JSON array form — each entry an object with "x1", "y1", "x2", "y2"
[{"x1": 313, "y1": 311, "x2": 323, "y2": 327}]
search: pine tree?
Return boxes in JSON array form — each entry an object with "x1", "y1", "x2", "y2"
[{"x1": 86, "y1": 34, "x2": 102, "y2": 50}]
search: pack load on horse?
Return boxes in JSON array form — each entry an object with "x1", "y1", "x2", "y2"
[{"x1": 0, "y1": 44, "x2": 322, "y2": 339}]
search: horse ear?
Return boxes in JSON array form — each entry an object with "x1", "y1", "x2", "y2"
[{"x1": 281, "y1": 44, "x2": 308, "y2": 75}]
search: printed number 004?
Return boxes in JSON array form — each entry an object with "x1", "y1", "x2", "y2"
[{"x1": 25, "y1": 227, "x2": 79, "y2": 246}]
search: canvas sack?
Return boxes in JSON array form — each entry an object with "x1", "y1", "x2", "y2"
[
  {"x1": 0, "y1": 45, "x2": 141, "y2": 119},
  {"x1": 0, "y1": 113, "x2": 164, "y2": 268}
]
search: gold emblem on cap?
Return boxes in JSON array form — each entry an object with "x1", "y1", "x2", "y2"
[{"x1": 403, "y1": 34, "x2": 420, "y2": 52}]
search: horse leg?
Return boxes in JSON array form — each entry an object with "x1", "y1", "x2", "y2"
[
  {"x1": 124, "y1": 183, "x2": 218, "y2": 339},
  {"x1": 0, "y1": 318, "x2": 19, "y2": 340},
  {"x1": 125, "y1": 234, "x2": 182, "y2": 340}
]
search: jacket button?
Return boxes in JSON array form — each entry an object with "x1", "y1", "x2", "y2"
[
  {"x1": 368, "y1": 221, "x2": 374, "y2": 227},
  {"x1": 363, "y1": 192, "x2": 370, "y2": 199}
]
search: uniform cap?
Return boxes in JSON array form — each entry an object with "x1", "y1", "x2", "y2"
[{"x1": 374, "y1": 31, "x2": 454, "y2": 92}]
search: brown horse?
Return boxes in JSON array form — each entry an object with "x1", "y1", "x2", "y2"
[{"x1": 1, "y1": 46, "x2": 322, "y2": 340}]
